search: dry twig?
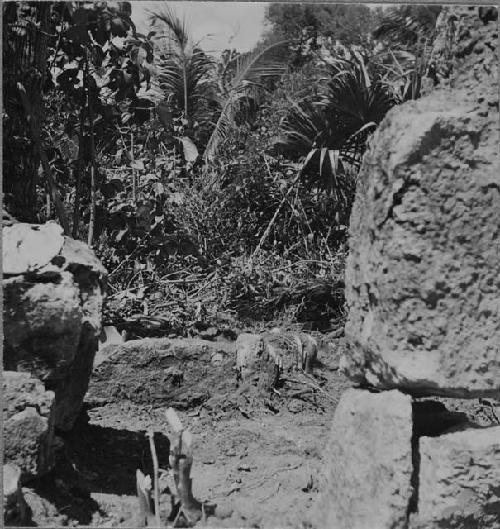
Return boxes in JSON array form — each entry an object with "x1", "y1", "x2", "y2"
[{"x1": 146, "y1": 431, "x2": 162, "y2": 527}]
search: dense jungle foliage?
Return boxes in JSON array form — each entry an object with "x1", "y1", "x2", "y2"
[{"x1": 2, "y1": 2, "x2": 442, "y2": 334}]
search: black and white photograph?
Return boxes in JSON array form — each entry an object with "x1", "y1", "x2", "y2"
[{"x1": 2, "y1": 1, "x2": 499, "y2": 527}]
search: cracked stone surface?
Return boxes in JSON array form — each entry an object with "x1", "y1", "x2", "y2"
[
  {"x1": 316, "y1": 389, "x2": 413, "y2": 529},
  {"x1": 410, "y1": 425, "x2": 500, "y2": 529},
  {"x1": 3, "y1": 224, "x2": 107, "y2": 430},
  {"x1": 3, "y1": 372, "x2": 56, "y2": 480},
  {"x1": 343, "y1": 7, "x2": 500, "y2": 398}
]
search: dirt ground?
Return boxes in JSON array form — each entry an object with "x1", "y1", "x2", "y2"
[
  {"x1": 21, "y1": 335, "x2": 498, "y2": 528},
  {"x1": 25, "y1": 335, "x2": 352, "y2": 528}
]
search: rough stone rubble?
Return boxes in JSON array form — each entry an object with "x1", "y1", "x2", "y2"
[{"x1": 2, "y1": 221, "x2": 107, "y2": 523}]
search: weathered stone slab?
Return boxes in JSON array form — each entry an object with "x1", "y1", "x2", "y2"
[
  {"x1": 3, "y1": 272, "x2": 84, "y2": 380},
  {"x1": 3, "y1": 372, "x2": 56, "y2": 480},
  {"x1": 343, "y1": 7, "x2": 500, "y2": 398},
  {"x1": 87, "y1": 338, "x2": 235, "y2": 408},
  {"x1": 411, "y1": 425, "x2": 500, "y2": 529},
  {"x1": 316, "y1": 389, "x2": 413, "y2": 529},
  {"x1": 2, "y1": 221, "x2": 64, "y2": 275}
]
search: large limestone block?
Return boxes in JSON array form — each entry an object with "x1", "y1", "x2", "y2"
[
  {"x1": 3, "y1": 272, "x2": 84, "y2": 380},
  {"x1": 411, "y1": 426, "x2": 500, "y2": 529},
  {"x1": 87, "y1": 338, "x2": 235, "y2": 408},
  {"x1": 2, "y1": 221, "x2": 64, "y2": 274},
  {"x1": 344, "y1": 7, "x2": 499, "y2": 398},
  {"x1": 3, "y1": 372, "x2": 56, "y2": 480},
  {"x1": 3, "y1": 223, "x2": 107, "y2": 430},
  {"x1": 316, "y1": 389, "x2": 413, "y2": 529}
]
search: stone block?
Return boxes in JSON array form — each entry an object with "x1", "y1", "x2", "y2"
[
  {"x1": 3, "y1": 372, "x2": 56, "y2": 480},
  {"x1": 411, "y1": 425, "x2": 500, "y2": 528},
  {"x1": 87, "y1": 338, "x2": 235, "y2": 408},
  {"x1": 3, "y1": 272, "x2": 84, "y2": 381},
  {"x1": 2, "y1": 221, "x2": 64, "y2": 275},
  {"x1": 343, "y1": 7, "x2": 500, "y2": 397},
  {"x1": 316, "y1": 389, "x2": 413, "y2": 529}
]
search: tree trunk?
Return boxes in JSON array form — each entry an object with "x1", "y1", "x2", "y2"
[
  {"x1": 131, "y1": 130, "x2": 136, "y2": 204},
  {"x1": 17, "y1": 82, "x2": 70, "y2": 234},
  {"x1": 72, "y1": 109, "x2": 86, "y2": 238},
  {"x1": 3, "y1": 2, "x2": 52, "y2": 221},
  {"x1": 87, "y1": 74, "x2": 97, "y2": 247}
]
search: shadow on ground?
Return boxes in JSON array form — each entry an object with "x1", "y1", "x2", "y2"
[
  {"x1": 23, "y1": 409, "x2": 170, "y2": 526},
  {"x1": 60, "y1": 410, "x2": 170, "y2": 496}
]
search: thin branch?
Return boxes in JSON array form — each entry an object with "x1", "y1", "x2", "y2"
[
  {"x1": 146, "y1": 431, "x2": 161, "y2": 528},
  {"x1": 250, "y1": 160, "x2": 303, "y2": 266},
  {"x1": 86, "y1": 50, "x2": 97, "y2": 247}
]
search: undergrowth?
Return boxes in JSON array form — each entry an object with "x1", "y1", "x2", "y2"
[
  {"x1": 99, "y1": 153, "x2": 351, "y2": 334},
  {"x1": 97, "y1": 70, "x2": 357, "y2": 335}
]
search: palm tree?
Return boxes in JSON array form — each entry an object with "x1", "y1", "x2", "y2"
[
  {"x1": 148, "y1": 5, "x2": 214, "y2": 126},
  {"x1": 149, "y1": 6, "x2": 291, "y2": 167},
  {"x1": 275, "y1": 50, "x2": 395, "y2": 196},
  {"x1": 203, "y1": 39, "x2": 290, "y2": 163}
]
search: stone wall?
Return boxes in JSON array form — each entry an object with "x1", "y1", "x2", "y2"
[
  {"x1": 317, "y1": 7, "x2": 499, "y2": 528},
  {"x1": 3, "y1": 222, "x2": 107, "y2": 486}
]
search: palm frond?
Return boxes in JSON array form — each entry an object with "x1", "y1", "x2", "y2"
[
  {"x1": 324, "y1": 57, "x2": 394, "y2": 135},
  {"x1": 373, "y1": 5, "x2": 441, "y2": 44},
  {"x1": 230, "y1": 40, "x2": 290, "y2": 88},
  {"x1": 274, "y1": 99, "x2": 329, "y2": 157},
  {"x1": 148, "y1": 4, "x2": 188, "y2": 50},
  {"x1": 157, "y1": 49, "x2": 214, "y2": 116},
  {"x1": 301, "y1": 147, "x2": 357, "y2": 204},
  {"x1": 203, "y1": 40, "x2": 290, "y2": 163},
  {"x1": 276, "y1": 53, "x2": 395, "y2": 194},
  {"x1": 203, "y1": 91, "x2": 242, "y2": 163},
  {"x1": 148, "y1": 4, "x2": 215, "y2": 123}
]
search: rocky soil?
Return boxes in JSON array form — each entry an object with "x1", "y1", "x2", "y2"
[
  {"x1": 17, "y1": 334, "x2": 353, "y2": 528},
  {"x1": 7, "y1": 334, "x2": 499, "y2": 528}
]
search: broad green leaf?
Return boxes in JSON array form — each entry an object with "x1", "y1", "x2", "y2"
[
  {"x1": 131, "y1": 159, "x2": 145, "y2": 170},
  {"x1": 58, "y1": 135, "x2": 79, "y2": 161},
  {"x1": 115, "y1": 228, "x2": 128, "y2": 242},
  {"x1": 153, "y1": 183, "x2": 165, "y2": 196},
  {"x1": 179, "y1": 136, "x2": 198, "y2": 163}
]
